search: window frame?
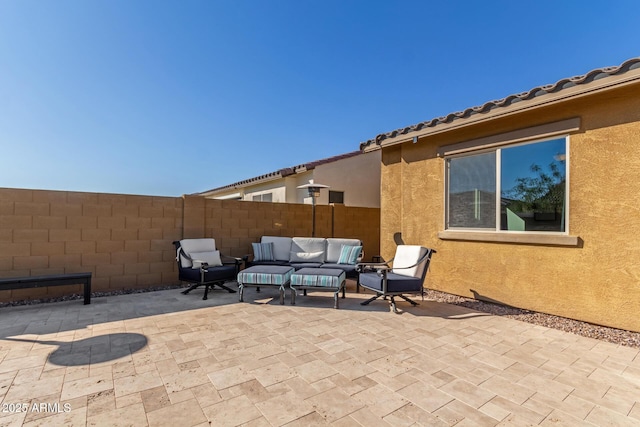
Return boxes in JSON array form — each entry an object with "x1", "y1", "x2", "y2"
[
  {"x1": 440, "y1": 134, "x2": 578, "y2": 246},
  {"x1": 444, "y1": 145, "x2": 498, "y2": 231},
  {"x1": 329, "y1": 190, "x2": 344, "y2": 204},
  {"x1": 251, "y1": 192, "x2": 273, "y2": 202}
]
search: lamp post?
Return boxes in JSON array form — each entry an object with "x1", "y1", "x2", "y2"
[{"x1": 297, "y1": 182, "x2": 329, "y2": 237}]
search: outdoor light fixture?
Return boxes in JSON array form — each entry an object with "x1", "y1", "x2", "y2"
[{"x1": 297, "y1": 181, "x2": 329, "y2": 237}]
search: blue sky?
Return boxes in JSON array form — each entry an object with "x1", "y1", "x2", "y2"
[{"x1": 1, "y1": 1, "x2": 638, "y2": 197}]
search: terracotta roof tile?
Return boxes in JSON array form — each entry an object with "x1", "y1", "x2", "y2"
[
  {"x1": 197, "y1": 150, "x2": 362, "y2": 195},
  {"x1": 360, "y1": 56, "x2": 640, "y2": 150}
]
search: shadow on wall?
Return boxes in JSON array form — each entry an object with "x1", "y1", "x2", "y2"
[{"x1": 394, "y1": 232, "x2": 405, "y2": 246}]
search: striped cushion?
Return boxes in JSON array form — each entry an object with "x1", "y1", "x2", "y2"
[
  {"x1": 326, "y1": 238, "x2": 361, "y2": 263},
  {"x1": 252, "y1": 242, "x2": 275, "y2": 262},
  {"x1": 238, "y1": 267, "x2": 293, "y2": 286},
  {"x1": 337, "y1": 245, "x2": 362, "y2": 265},
  {"x1": 291, "y1": 269, "x2": 345, "y2": 288}
]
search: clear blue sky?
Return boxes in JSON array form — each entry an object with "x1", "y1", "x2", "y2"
[{"x1": 1, "y1": 1, "x2": 638, "y2": 197}]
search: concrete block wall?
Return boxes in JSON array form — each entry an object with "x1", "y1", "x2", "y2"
[
  {"x1": 0, "y1": 188, "x2": 182, "y2": 302},
  {"x1": 332, "y1": 204, "x2": 381, "y2": 262},
  {"x1": 199, "y1": 197, "x2": 380, "y2": 261},
  {"x1": 0, "y1": 189, "x2": 380, "y2": 303},
  {"x1": 204, "y1": 198, "x2": 313, "y2": 257}
]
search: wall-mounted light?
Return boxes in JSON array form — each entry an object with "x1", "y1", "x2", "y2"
[{"x1": 412, "y1": 136, "x2": 419, "y2": 144}]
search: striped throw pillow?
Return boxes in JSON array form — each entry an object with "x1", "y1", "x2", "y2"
[
  {"x1": 252, "y1": 242, "x2": 275, "y2": 262},
  {"x1": 337, "y1": 245, "x2": 362, "y2": 265}
]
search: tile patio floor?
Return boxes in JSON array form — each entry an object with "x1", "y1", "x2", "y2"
[{"x1": 1, "y1": 280, "x2": 639, "y2": 426}]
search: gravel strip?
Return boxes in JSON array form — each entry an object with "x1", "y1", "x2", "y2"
[
  {"x1": 0, "y1": 285, "x2": 185, "y2": 308},
  {"x1": 425, "y1": 289, "x2": 640, "y2": 349},
  {"x1": 2, "y1": 285, "x2": 639, "y2": 349}
]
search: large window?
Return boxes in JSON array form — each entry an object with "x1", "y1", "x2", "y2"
[{"x1": 446, "y1": 137, "x2": 567, "y2": 233}]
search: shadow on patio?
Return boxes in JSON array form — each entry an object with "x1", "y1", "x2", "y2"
[
  {"x1": 1, "y1": 281, "x2": 639, "y2": 426},
  {"x1": 0, "y1": 279, "x2": 491, "y2": 340}
]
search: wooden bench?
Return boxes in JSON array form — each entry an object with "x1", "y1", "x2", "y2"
[{"x1": 0, "y1": 272, "x2": 92, "y2": 305}]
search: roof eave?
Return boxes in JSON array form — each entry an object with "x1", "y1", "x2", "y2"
[
  {"x1": 362, "y1": 63, "x2": 640, "y2": 152},
  {"x1": 197, "y1": 150, "x2": 364, "y2": 196},
  {"x1": 198, "y1": 172, "x2": 285, "y2": 196}
]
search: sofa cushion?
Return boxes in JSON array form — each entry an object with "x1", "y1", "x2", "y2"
[
  {"x1": 290, "y1": 237, "x2": 326, "y2": 262},
  {"x1": 189, "y1": 250, "x2": 222, "y2": 269},
  {"x1": 320, "y1": 263, "x2": 358, "y2": 276},
  {"x1": 325, "y1": 238, "x2": 361, "y2": 263},
  {"x1": 249, "y1": 260, "x2": 292, "y2": 267},
  {"x1": 261, "y1": 236, "x2": 293, "y2": 261},
  {"x1": 337, "y1": 245, "x2": 362, "y2": 265},
  {"x1": 291, "y1": 237, "x2": 326, "y2": 253},
  {"x1": 289, "y1": 251, "x2": 325, "y2": 263},
  {"x1": 252, "y1": 242, "x2": 275, "y2": 262},
  {"x1": 290, "y1": 262, "x2": 323, "y2": 270}
]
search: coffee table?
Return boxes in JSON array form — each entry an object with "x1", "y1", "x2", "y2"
[{"x1": 237, "y1": 265, "x2": 295, "y2": 305}]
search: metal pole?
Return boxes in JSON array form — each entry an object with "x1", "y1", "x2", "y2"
[{"x1": 311, "y1": 196, "x2": 316, "y2": 237}]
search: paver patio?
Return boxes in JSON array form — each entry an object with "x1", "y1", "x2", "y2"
[{"x1": 1, "y1": 281, "x2": 639, "y2": 426}]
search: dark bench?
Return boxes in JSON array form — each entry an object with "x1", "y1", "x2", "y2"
[{"x1": 0, "y1": 272, "x2": 92, "y2": 305}]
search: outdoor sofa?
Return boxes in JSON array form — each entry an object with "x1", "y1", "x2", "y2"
[{"x1": 247, "y1": 236, "x2": 363, "y2": 278}]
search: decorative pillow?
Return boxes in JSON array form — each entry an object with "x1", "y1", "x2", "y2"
[
  {"x1": 337, "y1": 245, "x2": 362, "y2": 265},
  {"x1": 189, "y1": 250, "x2": 222, "y2": 269},
  {"x1": 252, "y1": 242, "x2": 275, "y2": 262},
  {"x1": 289, "y1": 251, "x2": 325, "y2": 263}
]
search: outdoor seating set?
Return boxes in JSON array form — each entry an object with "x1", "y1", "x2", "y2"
[{"x1": 174, "y1": 236, "x2": 435, "y2": 312}]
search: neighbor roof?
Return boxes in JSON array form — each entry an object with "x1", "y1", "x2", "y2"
[
  {"x1": 196, "y1": 150, "x2": 362, "y2": 195},
  {"x1": 360, "y1": 56, "x2": 640, "y2": 151}
]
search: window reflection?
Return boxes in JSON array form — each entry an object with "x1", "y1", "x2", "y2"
[
  {"x1": 500, "y1": 139, "x2": 566, "y2": 232},
  {"x1": 447, "y1": 152, "x2": 496, "y2": 229}
]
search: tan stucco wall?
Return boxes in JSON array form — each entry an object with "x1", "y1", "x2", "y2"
[
  {"x1": 288, "y1": 172, "x2": 315, "y2": 204},
  {"x1": 207, "y1": 151, "x2": 381, "y2": 207},
  {"x1": 241, "y1": 182, "x2": 287, "y2": 202},
  {"x1": 380, "y1": 83, "x2": 640, "y2": 332},
  {"x1": 314, "y1": 150, "x2": 381, "y2": 207}
]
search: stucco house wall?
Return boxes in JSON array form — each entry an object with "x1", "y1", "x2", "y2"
[
  {"x1": 313, "y1": 150, "x2": 381, "y2": 208},
  {"x1": 199, "y1": 150, "x2": 381, "y2": 208},
  {"x1": 288, "y1": 172, "x2": 314, "y2": 204},
  {"x1": 239, "y1": 182, "x2": 287, "y2": 203},
  {"x1": 370, "y1": 60, "x2": 640, "y2": 332}
]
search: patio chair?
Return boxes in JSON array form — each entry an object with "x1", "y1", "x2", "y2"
[
  {"x1": 357, "y1": 245, "x2": 436, "y2": 312},
  {"x1": 173, "y1": 239, "x2": 242, "y2": 300}
]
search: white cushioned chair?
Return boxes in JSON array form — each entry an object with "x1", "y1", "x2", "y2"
[
  {"x1": 173, "y1": 239, "x2": 242, "y2": 300},
  {"x1": 357, "y1": 245, "x2": 436, "y2": 312}
]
